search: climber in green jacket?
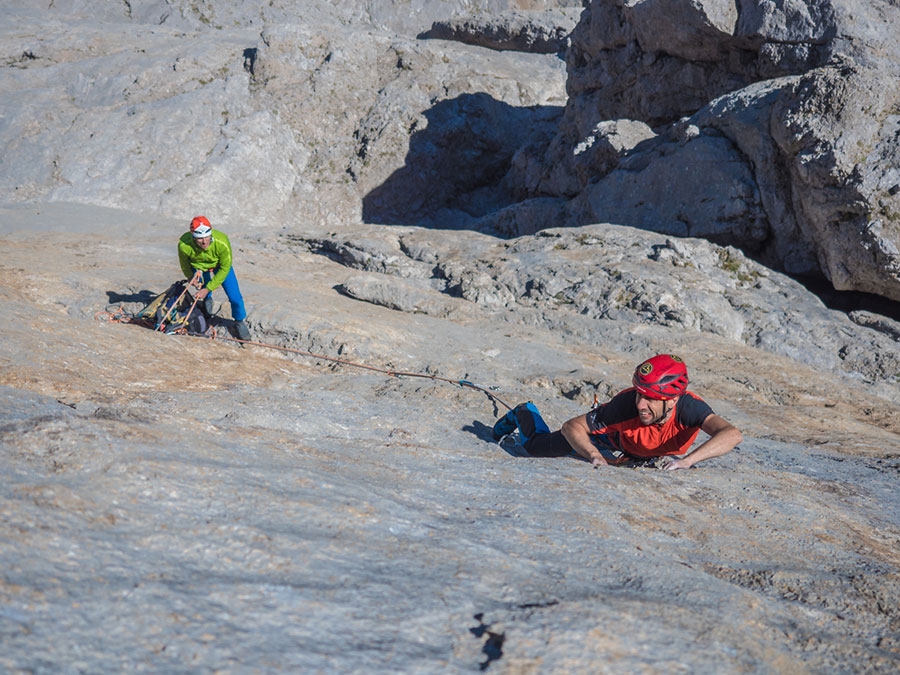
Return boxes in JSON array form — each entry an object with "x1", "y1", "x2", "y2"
[{"x1": 177, "y1": 215, "x2": 251, "y2": 341}]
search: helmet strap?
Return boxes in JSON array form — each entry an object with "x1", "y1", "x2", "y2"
[{"x1": 660, "y1": 397, "x2": 677, "y2": 423}]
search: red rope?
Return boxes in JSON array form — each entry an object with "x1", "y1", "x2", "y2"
[{"x1": 96, "y1": 304, "x2": 512, "y2": 410}]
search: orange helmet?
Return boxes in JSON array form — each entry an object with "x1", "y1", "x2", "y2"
[
  {"x1": 632, "y1": 354, "x2": 689, "y2": 400},
  {"x1": 190, "y1": 215, "x2": 212, "y2": 238}
]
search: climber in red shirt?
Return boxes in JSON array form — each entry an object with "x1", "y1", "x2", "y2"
[{"x1": 492, "y1": 354, "x2": 742, "y2": 470}]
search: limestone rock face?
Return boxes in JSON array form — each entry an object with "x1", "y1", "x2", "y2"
[
  {"x1": 5, "y1": 1, "x2": 900, "y2": 299},
  {"x1": 3, "y1": 2, "x2": 900, "y2": 671},
  {"x1": 770, "y1": 66, "x2": 900, "y2": 293},
  {"x1": 291, "y1": 223, "x2": 900, "y2": 389},
  {"x1": 522, "y1": 0, "x2": 900, "y2": 300},
  {"x1": 2, "y1": 201, "x2": 900, "y2": 675},
  {"x1": 419, "y1": 7, "x2": 584, "y2": 53},
  {"x1": 0, "y1": 3, "x2": 569, "y2": 230}
]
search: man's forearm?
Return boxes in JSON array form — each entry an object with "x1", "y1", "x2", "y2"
[
  {"x1": 561, "y1": 417, "x2": 608, "y2": 466},
  {"x1": 682, "y1": 427, "x2": 743, "y2": 467}
]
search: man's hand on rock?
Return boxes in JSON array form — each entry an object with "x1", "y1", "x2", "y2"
[{"x1": 590, "y1": 454, "x2": 608, "y2": 468}]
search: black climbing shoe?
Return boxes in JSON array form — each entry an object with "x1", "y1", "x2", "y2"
[{"x1": 234, "y1": 320, "x2": 251, "y2": 341}]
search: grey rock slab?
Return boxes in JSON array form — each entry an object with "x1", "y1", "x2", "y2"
[
  {"x1": 5, "y1": 0, "x2": 900, "y2": 306},
  {"x1": 420, "y1": 8, "x2": 584, "y2": 53},
  {"x1": 1, "y1": 202, "x2": 900, "y2": 672},
  {"x1": 0, "y1": 5, "x2": 568, "y2": 232},
  {"x1": 530, "y1": 0, "x2": 900, "y2": 303},
  {"x1": 287, "y1": 222, "x2": 900, "y2": 397}
]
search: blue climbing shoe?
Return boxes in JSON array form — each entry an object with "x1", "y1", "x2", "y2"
[
  {"x1": 513, "y1": 402, "x2": 550, "y2": 442},
  {"x1": 492, "y1": 402, "x2": 551, "y2": 442},
  {"x1": 492, "y1": 408, "x2": 518, "y2": 441}
]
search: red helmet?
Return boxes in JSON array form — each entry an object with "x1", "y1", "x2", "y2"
[
  {"x1": 190, "y1": 215, "x2": 212, "y2": 238},
  {"x1": 632, "y1": 354, "x2": 689, "y2": 400}
]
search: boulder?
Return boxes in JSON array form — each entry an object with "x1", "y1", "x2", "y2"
[
  {"x1": 770, "y1": 65, "x2": 900, "y2": 297},
  {"x1": 419, "y1": 8, "x2": 584, "y2": 53},
  {"x1": 526, "y1": 0, "x2": 900, "y2": 300}
]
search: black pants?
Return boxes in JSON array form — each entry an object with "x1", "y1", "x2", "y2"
[
  {"x1": 524, "y1": 430, "x2": 574, "y2": 457},
  {"x1": 515, "y1": 406, "x2": 628, "y2": 462},
  {"x1": 511, "y1": 405, "x2": 574, "y2": 457}
]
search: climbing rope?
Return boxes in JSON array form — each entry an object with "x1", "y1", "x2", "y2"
[
  {"x1": 217, "y1": 333, "x2": 514, "y2": 411},
  {"x1": 95, "y1": 306, "x2": 152, "y2": 328},
  {"x1": 96, "y1": 303, "x2": 513, "y2": 412},
  {"x1": 156, "y1": 270, "x2": 203, "y2": 334}
]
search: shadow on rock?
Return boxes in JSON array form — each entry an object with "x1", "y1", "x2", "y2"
[
  {"x1": 463, "y1": 420, "x2": 533, "y2": 459},
  {"x1": 362, "y1": 93, "x2": 562, "y2": 229},
  {"x1": 106, "y1": 289, "x2": 157, "y2": 306}
]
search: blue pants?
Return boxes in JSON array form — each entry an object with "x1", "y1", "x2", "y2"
[{"x1": 199, "y1": 267, "x2": 247, "y2": 322}]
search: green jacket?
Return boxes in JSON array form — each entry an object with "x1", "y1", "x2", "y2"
[{"x1": 178, "y1": 229, "x2": 234, "y2": 291}]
